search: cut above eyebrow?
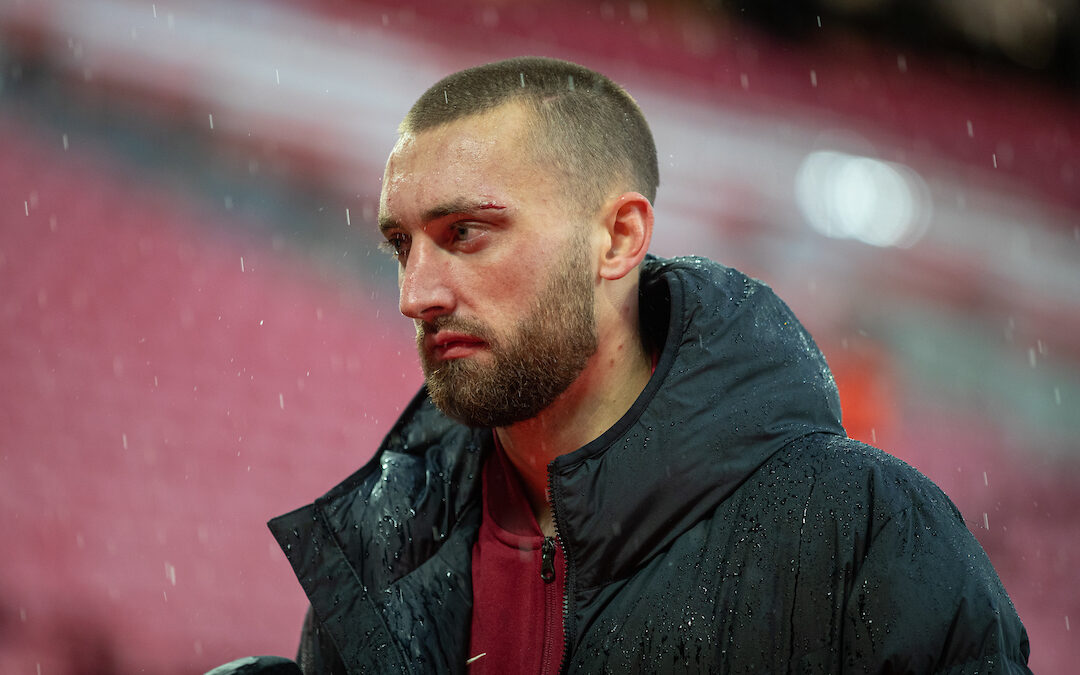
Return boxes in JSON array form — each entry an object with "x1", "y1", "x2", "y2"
[{"x1": 379, "y1": 200, "x2": 507, "y2": 233}]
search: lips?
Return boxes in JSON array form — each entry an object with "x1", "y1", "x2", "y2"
[{"x1": 425, "y1": 331, "x2": 487, "y2": 360}]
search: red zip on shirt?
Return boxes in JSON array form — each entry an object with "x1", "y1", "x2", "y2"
[{"x1": 468, "y1": 440, "x2": 566, "y2": 673}]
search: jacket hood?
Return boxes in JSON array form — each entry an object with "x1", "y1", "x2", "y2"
[{"x1": 550, "y1": 256, "x2": 845, "y2": 590}]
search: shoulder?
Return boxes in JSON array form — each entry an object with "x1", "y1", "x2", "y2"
[
  {"x1": 787, "y1": 433, "x2": 960, "y2": 514},
  {"x1": 761, "y1": 433, "x2": 969, "y2": 550}
]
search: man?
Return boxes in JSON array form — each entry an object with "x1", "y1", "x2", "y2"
[{"x1": 268, "y1": 57, "x2": 1031, "y2": 673}]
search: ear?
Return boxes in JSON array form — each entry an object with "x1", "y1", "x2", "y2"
[{"x1": 597, "y1": 192, "x2": 653, "y2": 281}]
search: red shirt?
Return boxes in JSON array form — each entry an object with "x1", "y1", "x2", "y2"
[{"x1": 468, "y1": 440, "x2": 566, "y2": 673}]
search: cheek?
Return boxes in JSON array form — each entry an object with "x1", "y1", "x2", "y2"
[{"x1": 481, "y1": 260, "x2": 545, "y2": 309}]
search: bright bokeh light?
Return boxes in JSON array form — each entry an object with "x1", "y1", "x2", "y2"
[{"x1": 795, "y1": 150, "x2": 931, "y2": 248}]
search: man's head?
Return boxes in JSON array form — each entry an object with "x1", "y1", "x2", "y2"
[{"x1": 378, "y1": 57, "x2": 657, "y2": 428}]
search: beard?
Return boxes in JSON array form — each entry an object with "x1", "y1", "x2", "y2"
[{"x1": 417, "y1": 237, "x2": 598, "y2": 428}]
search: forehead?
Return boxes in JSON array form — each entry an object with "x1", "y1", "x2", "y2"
[{"x1": 379, "y1": 104, "x2": 540, "y2": 223}]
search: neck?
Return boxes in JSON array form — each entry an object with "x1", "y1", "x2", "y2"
[{"x1": 495, "y1": 301, "x2": 652, "y2": 537}]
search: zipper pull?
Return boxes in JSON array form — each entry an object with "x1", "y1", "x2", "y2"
[{"x1": 540, "y1": 536, "x2": 556, "y2": 583}]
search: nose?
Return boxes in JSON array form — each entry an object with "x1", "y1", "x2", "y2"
[{"x1": 398, "y1": 239, "x2": 455, "y2": 322}]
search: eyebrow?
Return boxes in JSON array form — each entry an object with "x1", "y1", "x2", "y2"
[{"x1": 378, "y1": 200, "x2": 507, "y2": 233}]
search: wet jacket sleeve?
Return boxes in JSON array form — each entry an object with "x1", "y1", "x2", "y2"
[{"x1": 843, "y1": 493, "x2": 1032, "y2": 674}]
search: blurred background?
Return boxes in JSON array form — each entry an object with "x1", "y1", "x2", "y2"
[{"x1": 0, "y1": 0, "x2": 1077, "y2": 672}]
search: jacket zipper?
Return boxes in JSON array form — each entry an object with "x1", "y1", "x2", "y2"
[
  {"x1": 541, "y1": 536, "x2": 556, "y2": 583},
  {"x1": 547, "y1": 466, "x2": 572, "y2": 675},
  {"x1": 539, "y1": 535, "x2": 560, "y2": 675}
]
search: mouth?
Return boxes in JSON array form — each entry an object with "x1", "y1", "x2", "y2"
[{"x1": 426, "y1": 331, "x2": 488, "y2": 361}]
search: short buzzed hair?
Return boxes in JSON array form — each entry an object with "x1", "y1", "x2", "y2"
[{"x1": 401, "y1": 56, "x2": 659, "y2": 214}]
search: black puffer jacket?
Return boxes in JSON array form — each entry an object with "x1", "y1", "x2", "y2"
[{"x1": 269, "y1": 256, "x2": 1031, "y2": 674}]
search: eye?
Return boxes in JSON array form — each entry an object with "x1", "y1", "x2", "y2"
[
  {"x1": 378, "y1": 234, "x2": 410, "y2": 262},
  {"x1": 449, "y1": 222, "x2": 486, "y2": 248},
  {"x1": 451, "y1": 224, "x2": 474, "y2": 242}
]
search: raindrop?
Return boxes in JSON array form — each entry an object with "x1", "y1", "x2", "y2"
[{"x1": 208, "y1": 113, "x2": 214, "y2": 130}]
